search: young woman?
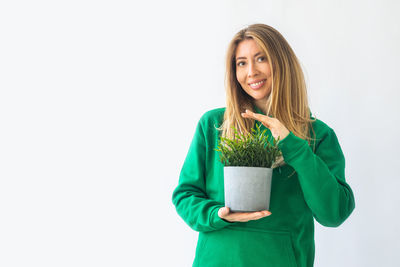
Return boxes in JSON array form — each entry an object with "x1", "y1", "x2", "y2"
[{"x1": 172, "y1": 23, "x2": 355, "y2": 267}]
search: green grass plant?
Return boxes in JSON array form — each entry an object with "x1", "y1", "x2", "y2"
[{"x1": 215, "y1": 123, "x2": 282, "y2": 168}]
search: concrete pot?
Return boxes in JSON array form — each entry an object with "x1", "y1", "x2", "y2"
[{"x1": 224, "y1": 166, "x2": 272, "y2": 212}]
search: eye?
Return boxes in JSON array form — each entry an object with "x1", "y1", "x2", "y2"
[
  {"x1": 237, "y1": 61, "x2": 245, "y2": 67},
  {"x1": 257, "y1": 56, "x2": 266, "y2": 62}
]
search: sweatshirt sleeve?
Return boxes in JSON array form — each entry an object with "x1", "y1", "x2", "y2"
[
  {"x1": 277, "y1": 128, "x2": 355, "y2": 227},
  {"x1": 172, "y1": 116, "x2": 236, "y2": 232}
]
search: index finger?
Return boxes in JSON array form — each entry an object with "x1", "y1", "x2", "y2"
[
  {"x1": 241, "y1": 109, "x2": 272, "y2": 124},
  {"x1": 229, "y1": 210, "x2": 272, "y2": 221}
]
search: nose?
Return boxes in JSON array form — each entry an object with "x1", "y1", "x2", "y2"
[{"x1": 247, "y1": 61, "x2": 259, "y2": 77}]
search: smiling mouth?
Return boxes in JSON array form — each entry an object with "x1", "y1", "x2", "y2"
[{"x1": 249, "y1": 79, "x2": 266, "y2": 89}]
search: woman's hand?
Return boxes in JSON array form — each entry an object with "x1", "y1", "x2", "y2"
[
  {"x1": 218, "y1": 207, "x2": 271, "y2": 222},
  {"x1": 241, "y1": 109, "x2": 289, "y2": 140}
]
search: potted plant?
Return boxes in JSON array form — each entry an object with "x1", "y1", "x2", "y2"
[{"x1": 215, "y1": 123, "x2": 282, "y2": 212}]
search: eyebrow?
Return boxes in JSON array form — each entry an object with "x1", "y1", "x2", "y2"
[{"x1": 235, "y1": 52, "x2": 264, "y2": 61}]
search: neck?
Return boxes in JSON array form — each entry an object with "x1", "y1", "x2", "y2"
[{"x1": 254, "y1": 97, "x2": 271, "y2": 115}]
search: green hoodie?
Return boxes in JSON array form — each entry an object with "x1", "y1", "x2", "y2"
[{"x1": 172, "y1": 107, "x2": 355, "y2": 267}]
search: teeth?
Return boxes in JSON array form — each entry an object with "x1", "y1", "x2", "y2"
[{"x1": 250, "y1": 80, "x2": 265, "y2": 86}]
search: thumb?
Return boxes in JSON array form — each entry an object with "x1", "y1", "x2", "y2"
[{"x1": 218, "y1": 207, "x2": 230, "y2": 218}]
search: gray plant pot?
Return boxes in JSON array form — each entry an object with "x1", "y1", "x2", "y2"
[{"x1": 224, "y1": 166, "x2": 272, "y2": 212}]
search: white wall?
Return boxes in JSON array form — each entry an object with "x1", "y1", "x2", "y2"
[{"x1": 1, "y1": 0, "x2": 399, "y2": 266}]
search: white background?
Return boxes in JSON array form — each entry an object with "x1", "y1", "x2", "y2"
[{"x1": 1, "y1": 0, "x2": 399, "y2": 266}]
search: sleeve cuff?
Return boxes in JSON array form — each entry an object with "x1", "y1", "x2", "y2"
[{"x1": 278, "y1": 131, "x2": 308, "y2": 162}]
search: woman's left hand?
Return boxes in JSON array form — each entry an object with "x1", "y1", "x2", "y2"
[{"x1": 241, "y1": 109, "x2": 290, "y2": 140}]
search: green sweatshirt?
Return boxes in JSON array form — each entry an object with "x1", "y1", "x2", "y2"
[{"x1": 172, "y1": 107, "x2": 355, "y2": 267}]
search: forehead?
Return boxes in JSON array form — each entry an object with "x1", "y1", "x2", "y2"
[{"x1": 235, "y1": 39, "x2": 264, "y2": 58}]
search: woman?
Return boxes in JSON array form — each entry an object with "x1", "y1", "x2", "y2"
[{"x1": 172, "y1": 24, "x2": 355, "y2": 267}]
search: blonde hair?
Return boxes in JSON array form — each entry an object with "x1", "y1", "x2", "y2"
[{"x1": 217, "y1": 24, "x2": 316, "y2": 145}]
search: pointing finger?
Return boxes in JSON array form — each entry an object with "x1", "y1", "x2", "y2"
[
  {"x1": 241, "y1": 109, "x2": 272, "y2": 125},
  {"x1": 249, "y1": 210, "x2": 271, "y2": 220}
]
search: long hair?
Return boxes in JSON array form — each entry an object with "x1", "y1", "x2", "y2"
[{"x1": 217, "y1": 24, "x2": 315, "y2": 145}]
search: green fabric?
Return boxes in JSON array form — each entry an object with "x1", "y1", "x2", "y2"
[{"x1": 172, "y1": 107, "x2": 355, "y2": 267}]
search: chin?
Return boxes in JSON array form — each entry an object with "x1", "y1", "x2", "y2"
[
  {"x1": 242, "y1": 87, "x2": 271, "y2": 101},
  {"x1": 248, "y1": 91, "x2": 270, "y2": 100}
]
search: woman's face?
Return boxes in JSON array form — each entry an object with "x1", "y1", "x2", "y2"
[{"x1": 235, "y1": 39, "x2": 272, "y2": 106}]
